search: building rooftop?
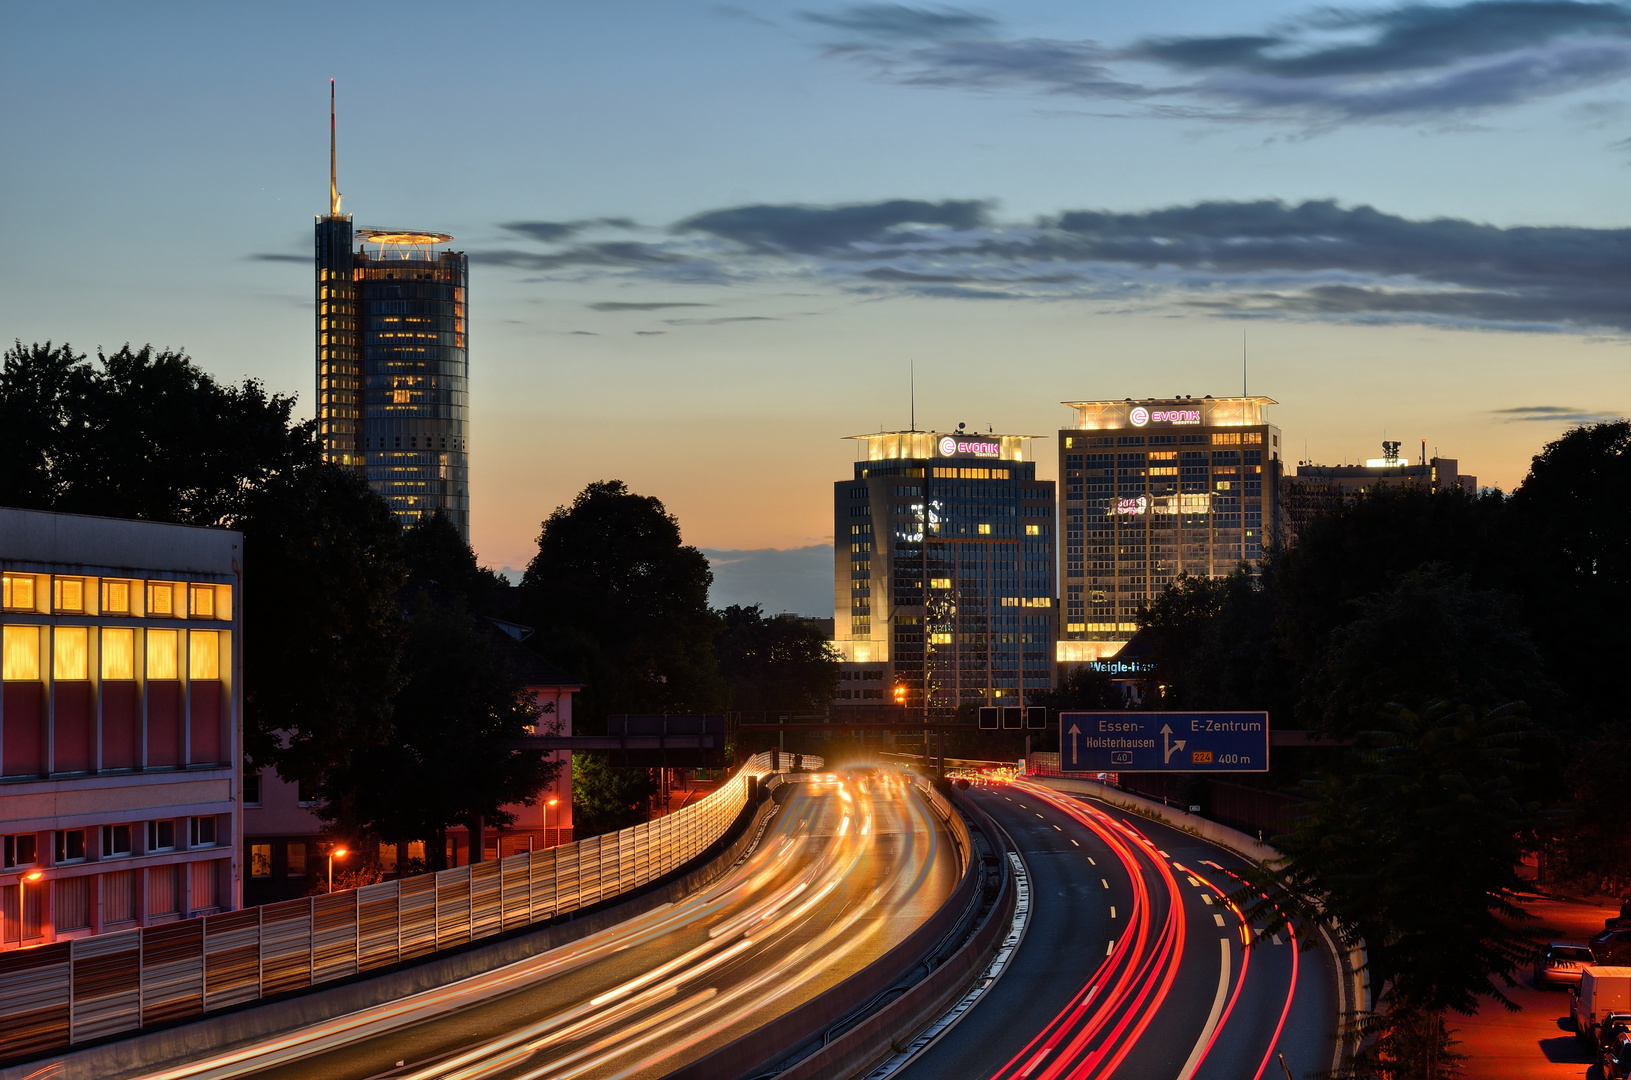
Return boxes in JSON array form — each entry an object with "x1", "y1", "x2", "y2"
[
  {"x1": 847, "y1": 429, "x2": 1044, "y2": 463},
  {"x1": 1063, "y1": 395, "x2": 1277, "y2": 431}
]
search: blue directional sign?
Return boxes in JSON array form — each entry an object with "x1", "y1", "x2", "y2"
[{"x1": 1058, "y1": 711, "x2": 1270, "y2": 773}]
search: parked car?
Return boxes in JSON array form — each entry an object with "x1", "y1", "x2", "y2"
[
  {"x1": 1537, "y1": 942, "x2": 1595, "y2": 989},
  {"x1": 1595, "y1": 929, "x2": 1631, "y2": 966},
  {"x1": 1606, "y1": 1031, "x2": 1631, "y2": 1080}
]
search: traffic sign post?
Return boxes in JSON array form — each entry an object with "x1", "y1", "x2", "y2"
[{"x1": 1058, "y1": 711, "x2": 1270, "y2": 773}]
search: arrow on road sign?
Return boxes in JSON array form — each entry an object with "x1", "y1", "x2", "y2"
[
  {"x1": 1069, "y1": 723, "x2": 1080, "y2": 766},
  {"x1": 1161, "y1": 724, "x2": 1187, "y2": 765}
]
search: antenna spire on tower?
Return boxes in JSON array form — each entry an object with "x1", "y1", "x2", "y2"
[
  {"x1": 910, "y1": 359, "x2": 916, "y2": 432},
  {"x1": 329, "y1": 79, "x2": 342, "y2": 217}
]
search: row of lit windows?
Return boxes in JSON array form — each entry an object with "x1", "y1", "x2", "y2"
[
  {"x1": 931, "y1": 468, "x2": 1013, "y2": 480},
  {"x1": 2, "y1": 574, "x2": 230, "y2": 620},
  {"x1": 2, "y1": 626, "x2": 223, "y2": 681}
]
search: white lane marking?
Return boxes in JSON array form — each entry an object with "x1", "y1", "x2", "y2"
[
  {"x1": 1201, "y1": 894, "x2": 1213, "y2": 906},
  {"x1": 1110, "y1": 906, "x2": 1116, "y2": 919},
  {"x1": 1053, "y1": 825, "x2": 1062, "y2": 832},
  {"x1": 1158, "y1": 850, "x2": 1170, "y2": 857},
  {"x1": 1070, "y1": 839, "x2": 1079, "y2": 847},
  {"x1": 1187, "y1": 876, "x2": 1201, "y2": 887},
  {"x1": 1213, "y1": 913, "x2": 1226, "y2": 927},
  {"x1": 1015, "y1": 1046, "x2": 1053, "y2": 1078},
  {"x1": 1101, "y1": 879, "x2": 1110, "y2": 889},
  {"x1": 1177, "y1": 938, "x2": 1232, "y2": 1080},
  {"x1": 1106, "y1": 939, "x2": 1115, "y2": 955},
  {"x1": 1272, "y1": 932, "x2": 1284, "y2": 946},
  {"x1": 1087, "y1": 856, "x2": 1095, "y2": 865}
]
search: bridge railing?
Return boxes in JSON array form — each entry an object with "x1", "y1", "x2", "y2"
[{"x1": 0, "y1": 751, "x2": 820, "y2": 1063}]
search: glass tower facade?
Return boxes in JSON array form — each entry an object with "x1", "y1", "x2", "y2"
[
  {"x1": 833, "y1": 431, "x2": 1056, "y2": 716},
  {"x1": 1057, "y1": 397, "x2": 1282, "y2": 661},
  {"x1": 315, "y1": 225, "x2": 470, "y2": 540}
]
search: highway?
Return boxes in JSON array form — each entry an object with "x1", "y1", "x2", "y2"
[
  {"x1": 137, "y1": 772, "x2": 960, "y2": 1080},
  {"x1": 893, "y1": 780, "x2": 1339, "y2": 1080}
]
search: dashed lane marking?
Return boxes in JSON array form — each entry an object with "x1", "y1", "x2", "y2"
[{"x1": 1213, "y1": 913, "x2": 1226, "y2": 927}]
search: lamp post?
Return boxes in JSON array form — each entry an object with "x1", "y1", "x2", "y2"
[
  {"x1": 327, "y1": 847, "x2": 349, "y2": 893},
  {"x1": 19, "y1": 869, "x2": 42, "y2": 942},
  {"x1": 546, "y1": 799, "x2": 559, "y2": 848}
]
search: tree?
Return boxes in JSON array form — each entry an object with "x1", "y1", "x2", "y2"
[
  {"x1": 716, "y1": 604, "x2": 839, "y2": 713},
  {"x1": 1136, "y1": 568, "x2": 1295, "y2": 717},
  {"x1": 1298, "y1": 568, "x2": 1555, "y2": 739},
  {"x1": 1508, "y1": 420, "x2": 1631, "y2": 724},
  {"x1": 571, "y1": 752, "x2": 659, "y2": 837},
  {"x1": 520, "y1": 480, "x2": 727, "y2": 730},
  {"x1": 236, "y1": 463, "x2": 408, "y2": 783},
  {"x1": 0, "y1": 340, "x2": 84, "y2": 509},
  {"x1": 1237, "y1": 700, "x2": 1542, "y2": 1079},
  {"x1": 322, "y1": 586, "x2": 558, "y2": 869},
  {"x1": 402, "y1": 510, "x2": 505, "y2": 612}
]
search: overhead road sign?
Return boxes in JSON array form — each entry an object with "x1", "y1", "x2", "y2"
[{"x1": 1058, "y1": 711, "x2": 1270, "y2": 773}]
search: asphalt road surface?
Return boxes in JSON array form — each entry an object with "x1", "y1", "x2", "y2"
[
  {"x1": 138, "y1": 772, "x2": 960, "y2": 1080},
  {"x1": 895, "y1": 780, "x2": 1339, "y2": 1080}
]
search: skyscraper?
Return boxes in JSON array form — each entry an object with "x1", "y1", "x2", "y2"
[
  {"x1": 1057, "y1": 396, "x2": 1282, "y2": 662},
  {"x1": 833, "y1": 429, "x2": 1056, "y2": 715},
  {"x1": 315, "y1": 84, "x2": 471, "y2": 539}
]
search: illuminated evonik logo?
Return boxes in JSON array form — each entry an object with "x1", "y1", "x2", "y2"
[
  {"x1": 939, "y1": 436, "x2": 957, "y2": 456},
  {"x1": 1129, "y1": 407, "x2": 1149, "y2": 427}
]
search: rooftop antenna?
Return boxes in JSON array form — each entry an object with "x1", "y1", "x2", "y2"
[
  {"x1": 1242, "y1": 329, "x2": 1248, "y2": 397},
  {"x1": 329, "y1": 79, "x2": 342, "y2": 217},
  {"x1": 910, "y1": 359, "x2": 916, "y2": 432}
]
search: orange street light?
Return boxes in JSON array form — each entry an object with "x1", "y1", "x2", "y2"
[
  {"x1": 546, "y1": 798, "x2": 560, "y2": 848},
  {"x1": 20, "y1": 870, "x2": 43, "y2": 942},
  {"x1": 327, "y1": 847, "x2": 350, "y2": 893}
]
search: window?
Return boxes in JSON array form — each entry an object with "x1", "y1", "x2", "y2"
[
  {"x1": 2, "y1": 625, "x2": 40, "y2": 680},
  {"x1": 147, "y1": 819, "x2": 176, "y2": 852},
  {"x1": 55, "y1": 829, "x2": 87, "y2": 863},
  {"x1": 102, "y1": 579, "x2": 132, "y2": 615},
  {"x1": 190, "y1": 817, "x2": 217, "y2": 847},
  {"x1": 243, "y1": 770, "x2": 262, "y2": 806},
  {"x1": 3, "y1": 833, "x2": 38, "y2": 868},
  {"x1": 54, "y1": 626, "x2": 88, "y2": 680},
  {"x1": 102, "y1": 823, "x2": 132, "y2": 857},
  {"x1": 250, "y1": 844, "x2": 273, "y2": 878},
  {"x1": 189, "y1": 631, "x2": 220, "y2": 679},
  {"x1": 147, "y1": 629, "x2": 178, "y2": 679},
  {"x1": 287, "y1": 842, "x2": 308, "y2": 876},
  {"x1": 2, "y1": 573, "x2": 37, "y2": 611},
  {"x1": 102, "y1": 628, "x2": 135, "y2": 680},
  {"x1": 977, "y1": 524, "x2": 992, "y2": 535},
  {"x1": 188, "y1": 585, "x2": 215, "y2": 620},
  {"x1": 147, "y1": 582, "x2": 175, "y2": 617},
  {"x1": 53, "y1": 578, "x2": 85, "y2": 613},
  {"x1": 930, "y1": 578, "x2": 952, "y2": 589},
  {"x1": 1025, "y1": 524, "x2": 1041, "y2": 536}
]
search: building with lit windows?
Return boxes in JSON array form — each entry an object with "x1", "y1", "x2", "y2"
[
  {"x1": 832, "y1": 429, "x2": 1056, "y2": 716},
  {"x1": 0, "y1": 508, "x2": 242, "y2": 949},
  {"x1": 316, "y1": 87, "x2": 471, "y2": 539},
  {"x1": 1282, "y1": 441, "x2": 1477, "y2": 542},
  {"x1": 1057, "y1": 396, "x2": 1283, "y2": 662}
]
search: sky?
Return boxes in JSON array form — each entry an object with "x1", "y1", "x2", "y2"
[{"x1": 3, "y1": 1, "x2": 1629, "y2": 610}]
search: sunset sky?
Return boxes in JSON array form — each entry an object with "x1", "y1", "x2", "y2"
[{"x1": 4, "y1": 1, "x2": 1628, "y2": 610}]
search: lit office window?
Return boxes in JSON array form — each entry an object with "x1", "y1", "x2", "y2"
[
  {"x1": 147, "y1": 582, "x2": 175, "y2": 617},
  {"x1": 54, "y1": 627, "x2": 88, "y2": 680},
  {"x1": 147, "y1": 629, "x2": 179, "y2": 679},
  {"x1": 2, "y1": 573, "x2": 37, "y2": 611},
  {"x1": 188, "y1": 585, "x2": 215, "y2": 620},
  {"x1": 53, "y1": 577, "x2": 85, "y2": 613},
  {"x1": 250, "y1": 845, "x2": 272, "y2": 878},
  {"x1": 189, "y1": 631, "x2": 220, "y2": 680},
  {"x1": 2, "y1": 626, "x2": 40, "y2": 680},
  {"x1": 102, "y1": 579, "x2": 132, "y2": 614},
  {"x1": 102, "y1": 628, "x2": 135, "y2": 679}
]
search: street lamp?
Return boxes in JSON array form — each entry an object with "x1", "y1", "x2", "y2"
[
  {"x1": 327, "y1": 847, "x2": 349, "y2": 893},
  {"x1": 19, "y1": 870, "x2": 42, "y2": 942},
  {"x1": 546, "y1": 799, "x2": 559, "y2": 848}
]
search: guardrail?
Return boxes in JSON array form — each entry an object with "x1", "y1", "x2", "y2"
[{"x1": 0, "y1": 751, "x2": 820, "y2": 1064}]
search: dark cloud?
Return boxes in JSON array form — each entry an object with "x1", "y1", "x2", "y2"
[
  {"x1": 248, "y1": 253, "x2": 308, "y2": 263},
  {"x1": 678, "y1": 199, "x2": 991, "y2": 254},
  {"x1": 635, "y1": 330, "x2": 667, "y2": 336},
  {"x1": 1494, "y1": 404, "x2": 1623, "y2": 422},
  {"x1": 806, "y1": 0, "x2": 1631, "y2": 124},
  {"x1": 500, "y1": 218, "x2": 640, "y2": 243},
  {"x1": 488, "y1": 195, "x2": 1631, "y2": 334},
  {"x1": 662, "y1": 315, "x2": 779, "y2": 325},
  {"x1": 570, "y1": 330, "x2": 598, "y2": 335},
  {"x1": 801, "y1": 4, "x2": 997, "y2": 42},
  {"x1": 588, "y1": 301, "x2": 713, "y2": 311}
]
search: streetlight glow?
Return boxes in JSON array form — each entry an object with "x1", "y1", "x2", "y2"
[{"x1": 327, "y1": 846, "x2": 351, "y2": 893}]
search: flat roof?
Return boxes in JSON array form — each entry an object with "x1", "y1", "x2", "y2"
[{"x1": 0, "y1": 506, "x2": 240, "y2": 578}]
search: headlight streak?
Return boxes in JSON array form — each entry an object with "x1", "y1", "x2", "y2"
[{"x1": 187, "y1": 776, "x2": 956, "y2": 1080}]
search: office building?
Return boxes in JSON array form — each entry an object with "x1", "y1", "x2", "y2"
[
  {"x1": 1058, "y1": 396, "x2": 1283, "y2": 661},
  {"x1": 1281, "y1": 440, "x2": 1477, "y2": 542},
  {"x1": 1, "y1": 508, "x2": 242, "y2": 948},
  {"x1": 316, "y1": 85, "x2": 471, "y2": 539},
  {"x1": 832, "y1": 429, "x2": 1056, "y2": 715}
]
